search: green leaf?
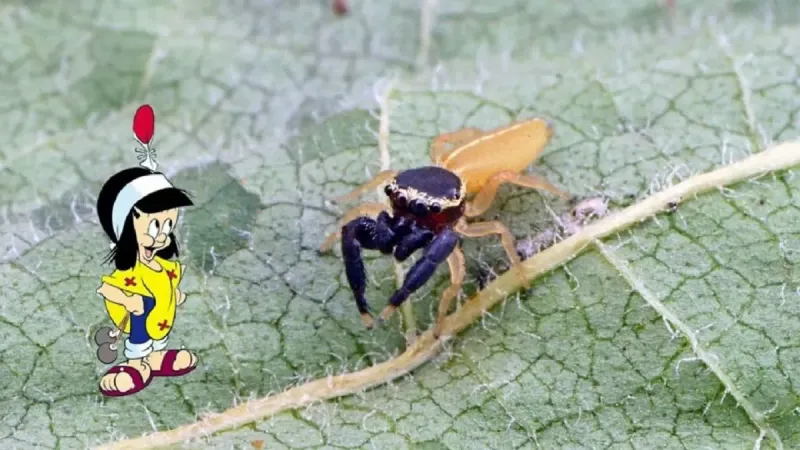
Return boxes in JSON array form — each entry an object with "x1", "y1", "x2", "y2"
[{"x1": 1, "y1": 1, "x2": 799, "y2": 449}]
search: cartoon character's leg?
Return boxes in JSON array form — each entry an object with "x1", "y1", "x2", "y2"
[
  {"x1": 433, "y1": 245, "x2": 466, "y2": 339},
  {"x1": 341, "y1": 212, "x2": 397, "y2": 328},
  {"x1": 99, "y1": 298, "x2": 155, "y2": 397},
  {"x1": 319, "y1": 202, "x2": 387, "y2": 253},
  {"x1": 379, "y1": 228, "x2": 459, "y2": 322},
  {"x1": 333, "y1": 170, "x2": 397, "y2": 204},
  {"x1": 148, "y1": 336, "x2": 198, "y2": 377},
  {"x1": 430, "y1": 128, "x2": 484, "y2": 165},
  {"x1": 464, "y1": 170, "x2": 570, "y2": 218},
  {"x1": 454, "y1": 219, "x2": 526, "y2": 283}
]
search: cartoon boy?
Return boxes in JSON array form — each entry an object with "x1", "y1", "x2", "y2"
[{"x1": 94, "y1": 105, "x2": 198, "y2": 396}]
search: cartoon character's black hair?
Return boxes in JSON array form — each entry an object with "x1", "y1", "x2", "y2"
[{"x1": 97, "y1": 167, "x2": 193, "y2": 271}]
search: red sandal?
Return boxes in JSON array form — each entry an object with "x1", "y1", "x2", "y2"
[
  {"x1": 151, "y1": 349, "x2": 197, "y2": 377},
  {"x1": 99, "y1": 365, "x2": 152, "y2": 397}
]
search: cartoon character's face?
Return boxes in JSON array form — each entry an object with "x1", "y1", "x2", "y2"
[{"x1": 132, "y1": 207, "x2": 179, "y2": 262}]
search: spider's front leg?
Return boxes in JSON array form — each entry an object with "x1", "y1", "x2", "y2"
[
  {"x1": 341, "y1": 211, "x2": 399, "y2": 328},
  {"x1": 393, "y1": 222, "x2": 434, "y2": 262},
  {"x1": 379, "y1": 228, "x2": 459, "y2": 322}
]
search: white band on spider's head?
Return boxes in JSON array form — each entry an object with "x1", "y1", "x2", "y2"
[{"x1": 111, "y1": 173, "x2": 174, "y2": 240}]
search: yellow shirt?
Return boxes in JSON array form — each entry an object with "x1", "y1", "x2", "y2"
[{"x1": 101, "y1": 256, "x2": 183, "y2": 341}]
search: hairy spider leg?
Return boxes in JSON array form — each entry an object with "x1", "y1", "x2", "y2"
[
  {"x1": 379, "y1": 229, "x2": 459, "y2": 322},
  {"x1": 341, "y1": 212, "x2": 400, "y2": 328},
  {"x1": 465, "y1": 170, "x2": 570, "y2": 217},
  {"x1": 454, "y1": 218, "x2": 526, "y2": 282},
  {"x1": 433, "y1": 245, "x2": 465, "y2": 339},
  {"x1": 430, "y1": 127, "x2": 484, "y2": 165},
  {"x1": 333, "y1": 169, "x2": 397, "y2": 204},
  {"x1": 319, "y1": 202, "x2": 387, "y2": 252}
]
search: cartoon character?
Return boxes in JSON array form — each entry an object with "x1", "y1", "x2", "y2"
[{"x1": 93, "y1": 105, "x2": 198, "y2": 397}]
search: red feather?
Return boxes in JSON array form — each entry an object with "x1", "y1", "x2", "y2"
[
  {"x1": 332, "y1": 0, "x2": 348, "y2": 15},
  {"x1": 133, "y1": 104, "x2": 155, "y2": 144}
]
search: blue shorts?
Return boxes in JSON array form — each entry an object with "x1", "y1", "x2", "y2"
[{"x1": 129, "y1": 296, "x2": 155, "y2": 344}]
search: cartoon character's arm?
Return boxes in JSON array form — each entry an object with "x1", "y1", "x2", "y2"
[
  {"x1": 176, "y1": 263, "x2": 187, "y2": 306},
  {"x1": 97, "y1": 282, "x2": 144, "y2": 315},
  {"x1": 177, "y1": 290, "x2": 187, "y2": 306}
]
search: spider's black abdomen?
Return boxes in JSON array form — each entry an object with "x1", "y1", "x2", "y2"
[{"x1": 395, "y1": 166, "x2": 461, "y2": 200}]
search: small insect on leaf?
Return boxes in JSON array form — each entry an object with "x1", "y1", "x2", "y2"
[
  {"x1": 250, "y1": 440, "x2": 264, "y2": 449},
  {"x1": 133, "y1": 104, "x2": 156, "y2": 145}
]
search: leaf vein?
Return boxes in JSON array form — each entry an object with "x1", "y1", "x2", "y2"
[
  {"x1": 594, "y1": 240, "x2": 783, "y2": 450},
  {"x1": 714, "y1": 26, "x2": 765, "y2": 151}
]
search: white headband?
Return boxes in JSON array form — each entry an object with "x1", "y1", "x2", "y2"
[{"x1": 111, "y1": 173, "x2": 174, "y2": 240}]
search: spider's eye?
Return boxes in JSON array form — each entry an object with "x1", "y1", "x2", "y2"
[
  {"x1": 384, "y1": 185, "x2": 394, "y2": 196},
  {"x1": 409, "y1": 199, "x2": 429, "y2": 217},
  {"x1": 395, "y1": 194, "x2": 408, "y2": 207},
  {"x1": 429, "y1": 202, "x2": 442, "y2": 213}
]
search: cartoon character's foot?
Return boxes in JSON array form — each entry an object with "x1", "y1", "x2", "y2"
[
  {"x1": 149, "y1": 349, "x2": 198, "y2": 377},
  {"x1": 99, "y1": 361, "x2": 152, "y2": 397}
]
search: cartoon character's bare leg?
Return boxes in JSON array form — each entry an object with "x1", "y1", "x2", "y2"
[
  {"x1": 465, "y1": 170, "x2": 570, "y2": 217},
  {"x1": 430, "y1": 128, "x2": 484, "y2": 165},
  {"x1": 455, "y1": 219, "x2": 526, "y2": 283},
  {"x1": 333, "y1": 170, "x2": 398, "y2": 204},
  {"x1": 320, "y1": 202, "x2": 387, "y2": 253},
  {"x1": 433, "y1": 245, "x2": 466, "y2": 339}
]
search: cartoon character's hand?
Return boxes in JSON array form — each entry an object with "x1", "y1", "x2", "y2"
[
  {"x1": 177, "y1": 289, "x2": 187, "y2": 306},
  {"x1": 97, "y1": 282, "x2": 143, "y2": 315},
  {"x1": 126, "y1": 295, "x2": 145, "y2": 315}
]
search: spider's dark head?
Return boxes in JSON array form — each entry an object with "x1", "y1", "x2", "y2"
[{"x1": 384, "y1": 166, "x2": 466, "y2": 229}]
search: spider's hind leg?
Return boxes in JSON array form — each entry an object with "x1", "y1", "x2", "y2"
[
  {"x1": 455, "y1": 218, "x2": 526, "y2": 284},
  {"x1": 430, "y1": 127, "x2": 484, "y2": 165},
  {"x1": 464, "y1": 170, "x2": 570, "y2": 218},
  {"x1": 433, "y1": 245, "x2": 465, "y2": 339},
  {"x1": 333, "y1": 170, "x2": 397, "y2": 204},
  {"x1": 341, "y1": 212, "x2": 396, "y2": 328}
]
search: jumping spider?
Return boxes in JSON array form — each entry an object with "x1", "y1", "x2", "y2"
[{"x1": 320, "y1": 118, "x2": 571, "y2": 338}]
